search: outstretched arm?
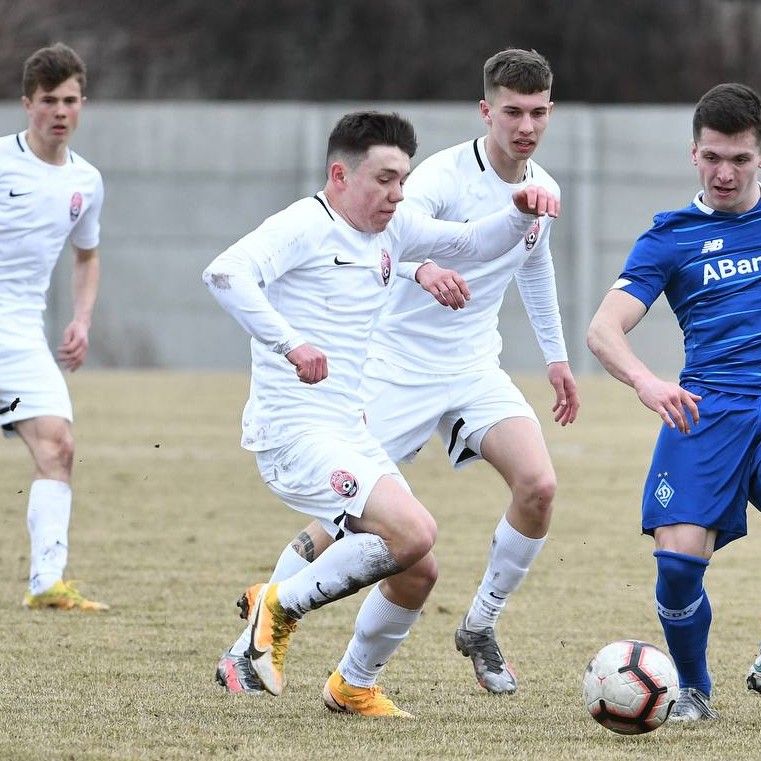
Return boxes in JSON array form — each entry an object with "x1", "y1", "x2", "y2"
[
  {"x1": 587, "y1": 289, "x2": 700, "y2": 433},
  {"x1": 399, "y1": 184, "x2": 560, "y2": 266}
]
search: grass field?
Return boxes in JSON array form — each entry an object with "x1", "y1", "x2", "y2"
[{"x1": 1, "y1": 371, "x2": 759, "y2": 760}]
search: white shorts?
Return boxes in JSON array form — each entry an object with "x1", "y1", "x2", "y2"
[
  {"x1": 361, "y1": 357, "x2": 539, "y2": 469},
  {"x1": 0, "y1": 325, "x2": 72, "y2": 435},
  {"x1": 255, "y1": 426, "x2": 410, "y2": 538}
]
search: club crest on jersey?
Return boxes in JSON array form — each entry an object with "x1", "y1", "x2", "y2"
[
  {"x1": 524, "y1": 219, "x2": 540, "y2": 250},
  {"x1": 69, "y1": 192, "x2": 83, "y2": 221},
  {"x1": 380, "y1": 249, "x2": 391, "y2": 286},
  {"x1": 330, "y1": 470, "x2": 358, "y2": 498}
]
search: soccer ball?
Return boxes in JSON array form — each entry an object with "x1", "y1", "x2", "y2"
[{"x1": 582, "y1": 640, "x2": 679, "y2": 734}]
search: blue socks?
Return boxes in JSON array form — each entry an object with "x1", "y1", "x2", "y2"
[{"x1": 654, "y1": 549, "x2": 712, "y2": 695}]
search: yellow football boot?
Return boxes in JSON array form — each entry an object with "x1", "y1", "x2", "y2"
[
  {"x1": 323, "y1": 670, "x2": 413, "y2": 718},
  {"x1": 22, "y1": 580, "x2": 109, "y2": 612}
]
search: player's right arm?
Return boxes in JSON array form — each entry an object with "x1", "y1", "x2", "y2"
[
  {"x1": 202, "y1": 209, "x2": 328, "y2": 384},
  {"x1": 587, "y1": 289, "x2": 700, "y2": 433}
]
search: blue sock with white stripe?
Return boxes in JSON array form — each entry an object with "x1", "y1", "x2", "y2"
[{"x1": 654, "y1": 549, "x2": 712, "y2": 695}]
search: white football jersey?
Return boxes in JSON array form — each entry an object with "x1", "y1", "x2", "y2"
[
  {"x1": 0, "y1": 132, "x2": 103, "y2": 328},
  {"x1": 203, "y1": 190, "x2": 536, "y2": 450},
  {"x1": 367, "y1": 136, "x2": 567, "y2": 373}
]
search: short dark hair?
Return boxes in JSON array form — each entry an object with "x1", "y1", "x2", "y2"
[
  {"x1": 483, "y1": 48, "x2": 553, "y2": 101},
  {"x1": 22, "y1": 42, "x2": 86, "y2": 99},
  {"x1": 326, "y1": 111, "x2": 417, "y2": 170},
  {"x1": 693, "y1": 83, "x2": 761, "y2": 145}
]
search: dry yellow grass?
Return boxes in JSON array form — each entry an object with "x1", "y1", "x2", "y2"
[{"x1": 0, "y1": 371, "x2": 759, "y2": 760}]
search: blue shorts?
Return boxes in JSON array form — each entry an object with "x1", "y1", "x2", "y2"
[{"x1": 642, "y1": 384, "x2": 761, "y2": 550}]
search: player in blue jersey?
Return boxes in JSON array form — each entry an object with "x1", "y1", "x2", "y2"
[{"x1": 587, "y1": 82, "x2": 761, "y2": 722}]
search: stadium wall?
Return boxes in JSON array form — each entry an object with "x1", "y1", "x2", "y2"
[{"x1": 0, "y1": 101, "x2": 695, "y2": 374}]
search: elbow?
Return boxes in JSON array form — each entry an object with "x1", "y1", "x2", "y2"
[
  {"x1": 586, "y1": 318, "x2": 603, "y2": 359},
  {"x1": 202, "y1": 268, "x2": 231, "y2": 291}
]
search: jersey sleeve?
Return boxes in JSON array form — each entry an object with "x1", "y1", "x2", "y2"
[
  {"x1": 514, "y1": 221, "x2": 568, "y2": 364},
  {"x1": 70, "y1": 170, "x2": 104, "y2": 250},
  {"x1": 612, "y1": 213, "x2": 676, "y2": 309},
  {"x1": 201, "y1": 204, "x2": 316, "y2": 354},
  {"x1": 396, "y1": 204, "x2": 535, "y2": 264}
]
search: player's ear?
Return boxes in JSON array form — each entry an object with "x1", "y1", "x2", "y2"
[
  {"x1": 479, "y1": 100, "x2": 492, "y2": 125},
  {"x1": 328, "y1": 161, "x2": 348, "y2": 186}
]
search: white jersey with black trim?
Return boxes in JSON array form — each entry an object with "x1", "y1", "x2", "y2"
[
  {"x1": 367, "y1": 136, "x2": 567, "y2": 374},
  {"x1": 203, "y1": 190, "x2": 536, "y2": 451},
  {"x1": 0, "y1": 132, "x2": 103, "y2": 329}
]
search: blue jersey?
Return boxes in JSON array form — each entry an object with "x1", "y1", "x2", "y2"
[{"x1": 615, "y1": 191, "x2": 761, "y2": 394}]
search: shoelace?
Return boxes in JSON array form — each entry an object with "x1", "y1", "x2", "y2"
[
  {"x1": 674, "y1": 688, "x2": 716, "y2": 718},
  {"x1": 235, "y1": 657, "x2": 264, "y2": 690},
  {"x1": 464, "y1": 629, "x2": 505, "y2": 673}
]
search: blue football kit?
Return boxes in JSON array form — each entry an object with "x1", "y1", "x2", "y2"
[{"x1": 615, "y1": 190, "x2": 761, "y2": 549}]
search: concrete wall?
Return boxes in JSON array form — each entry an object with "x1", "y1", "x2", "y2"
[{"x1": 0, "y1": 101, "x2": 697, "y2": 375}]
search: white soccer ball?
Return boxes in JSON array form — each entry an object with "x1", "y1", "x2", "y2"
[{"x1": 582, "y1": 640, "x2": 679, "y2": 734}]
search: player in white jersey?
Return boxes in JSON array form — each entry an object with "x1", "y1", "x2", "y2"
[
  {"x1": 218, "y1": 48, "x2": 579, "y2": 699},
  {"x1": 0, "y1": 44, "x2": 108, "y2": 612},
  {"x1": 204, "y1": 111, "x2": 559, "y2": 716}
]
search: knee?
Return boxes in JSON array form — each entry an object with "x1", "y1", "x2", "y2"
[
  {"x1": 513, "y1": 470, "x2": 556, "y2": 517},
  {"x1": 55, "y1": 429, "x2": 74, "y2": 471},
  {"x1": 384, "y1": 552, "x2": 439, "y2": 605},
  {"x1": 414, "y1": 551, "x2": 439, "y2": 591},
  {"x1": 38, "y1": 428, "x2": 75, "y2": 477},
  {"x1": 394, "y1": 511, "x2": 437, "y2": 568}
]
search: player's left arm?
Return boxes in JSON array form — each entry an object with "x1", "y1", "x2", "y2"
[
  {"x1": 546, "y1": 361, "x2": 579, "y2": 426},
  {"x1": 58, "y1": 245, "x2": 100, "y2": 371},
  {"x1": 516, "y1": 236, "x2": 579, "y2": 425}
]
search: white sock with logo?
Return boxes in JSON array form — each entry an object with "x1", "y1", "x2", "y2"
[
  {"x1": 277, "y1": 532, "x2": 401, "y2": 619},
  {"x1": 230, "y1": 544, "x2": 310, "y2": 656},
  {"x1": 27, "y1": 479, "x2": 71, "y2": 595},
  {"x1": 338, "y1": 584, "x2": 421, "y2": 688},
  {"x1": 466, "y1": 517, "x2": 546, "y2": 631}
]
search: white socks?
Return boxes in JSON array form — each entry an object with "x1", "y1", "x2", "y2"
[
  {"x1": 270, "y1": 543, "x2": 309, "y2": 582},
  {"x1": 466, "y1": 517, "x2": 546, "y2": 631},
  {"x1": 338, "y1": 584, "x2": 421, "y2": 687},
  {"x1": 277, "y1": 533, "x2": 401, "y2": 619},
  {"x1": 26, "y1": 479, "x2": 71, "y2": 595},
  {"x1": 230, "y1": 544, "x2": 309, "y2": 656}
]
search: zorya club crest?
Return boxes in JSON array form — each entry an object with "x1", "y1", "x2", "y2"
[
  {"x1": 524, "y1": 219, "x2": 540, "y2": 250},
  {"x1": 380, "y1": 249, "x2": 391, "y2": 286},
  {"x1": 69, "y1": 192, "x2": 83, "y2": 222},
  {"x1": 330, "y1": 470, "x2": 359, "y2": 498}
]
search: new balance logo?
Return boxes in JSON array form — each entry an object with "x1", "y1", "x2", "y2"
[{"x1": 701, "y1": 238, "x2": 723, "y2": 254}]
